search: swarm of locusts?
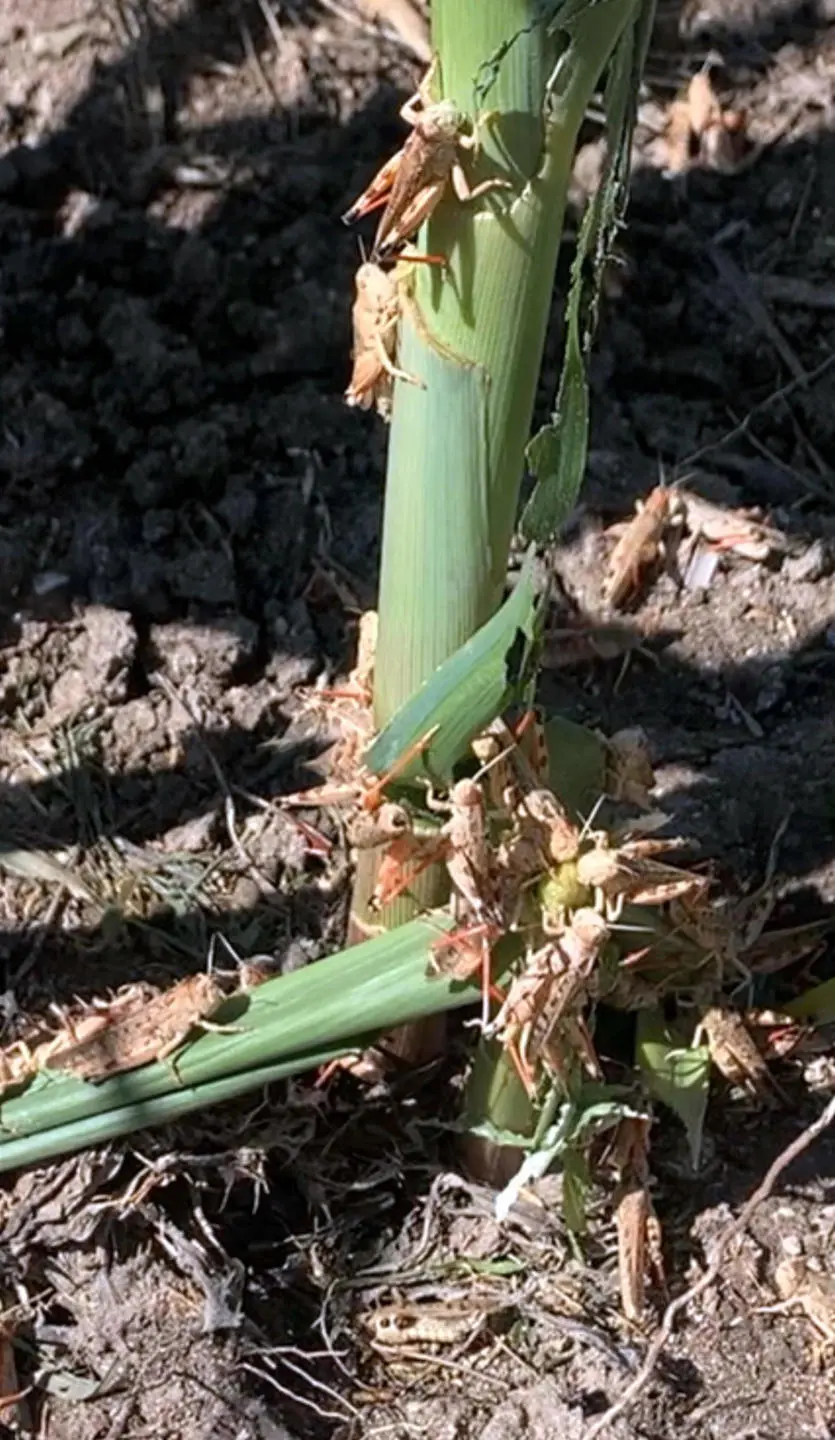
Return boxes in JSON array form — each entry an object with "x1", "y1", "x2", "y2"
[
  {"x1": 280, "y1": 609, "x2": 822, "y2": 1116},
  {"x1": 341, "y1": 56, "x2": 511, "y2": 418},
  {"x1": 279, "y1": 608, "x2": 830, "y2": 1318}
]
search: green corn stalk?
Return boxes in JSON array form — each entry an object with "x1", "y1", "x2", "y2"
[
  {"x1": 354, "y1": 0, "x2": 655, "y2": 1065},
  {"x1": 373, "y1": 0, "x2": 654, "y2": 724}
]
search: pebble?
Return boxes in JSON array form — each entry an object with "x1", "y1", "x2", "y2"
[
  {"x1": 784, "y1": 539, "x2": 832, "y2": 584},
  {"x1": 781, "y1": 1233, "x2": 805, "y2": 1257}
]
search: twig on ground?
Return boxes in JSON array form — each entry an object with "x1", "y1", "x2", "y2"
[
  {"x1": 585, "y1": 1093, "x2": 835, "y2": 1439},
  {"x1": 681, "y1": 352, "x2": 835, "y2": 473},
  {"x1": 709, "y1": 245, "x2": 806, "y2": 383}
]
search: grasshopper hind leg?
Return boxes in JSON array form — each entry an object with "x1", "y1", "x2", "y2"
[{"x1": 375, "y1": 333, "x2": 424, "y2": 391}]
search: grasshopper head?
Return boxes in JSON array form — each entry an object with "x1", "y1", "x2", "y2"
[
  {"x1": 422, "y1": 99, "x2": 466, "y2": 140},
  {"x1": 355, "y1": 261, "x2": 397, "y2": 305}
]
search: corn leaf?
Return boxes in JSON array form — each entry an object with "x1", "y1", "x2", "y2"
[
  {"x1": 636, "y1": 1008, "x2": 710, "y2": 1169},
  {"x1": 374, "y1": 331, "x2": 496, "y2": 722},
  {"x1": 522, "y1": 0, "x2": 655, "y2": 541},
  {"x1": 0, "y1": 912, "x2": 481, "y2": 1171},
  {"x1": 544, "y1": 715, "x2": 607, "y2": 820},
  {"x1": 562, "y1": 1144, "x2": 591, "y2": 1234},
  {"x1": 365, "y1": 552, "x2": 541, "y2": 787},
  {"x1": 785, "y1": 976, "x2": 835, "y2": 1023}
]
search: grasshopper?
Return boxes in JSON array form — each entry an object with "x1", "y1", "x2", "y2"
[
  {"x1": 0, "y1": 984, "x2": 156, "y2": 1096},
  {"x1": 342, "y1": 56, "x2": 511, "y2": 260},
  {"x1": 44, "y1": 973, "x2": 235, "y2": 1082},
  {"x1": 576, "y1": 832, "x2": 706, "y2": 920},
  {"x1": 344, "y1": 260, "x2": 424, "y2": 419},
  {"x1": 609, "y1": 1116, "x2": 664, "y2": 1322},
  {"x1": 487, "y1": 908, "x2": 609, "y2": 1090},
  {"x1": 696, "y1": 1005, "x2": 789, "y2": 1105},
  {"x1": 603, "y1": 485, "x2": 684, "y2": 610}
]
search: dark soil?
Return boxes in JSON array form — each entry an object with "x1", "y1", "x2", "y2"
[{"x1": 1, "y1": 1, "x2": 834, "y2": 1437}]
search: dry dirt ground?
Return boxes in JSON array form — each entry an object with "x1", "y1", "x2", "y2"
[{"x1": 1, "y1": 1, "x2": 835, "y2": 1437}]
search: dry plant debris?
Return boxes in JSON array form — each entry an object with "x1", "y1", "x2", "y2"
[{"x1": 354, "y1": 0, "x2": 430, "y2": 63}]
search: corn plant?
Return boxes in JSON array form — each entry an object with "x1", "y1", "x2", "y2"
[
  {"x1": 350, "y1": 0, "x2": 658, "y2": 1124},
  {"x1": 0, "y1": 0, "x2": 667, "y2": 1175}
]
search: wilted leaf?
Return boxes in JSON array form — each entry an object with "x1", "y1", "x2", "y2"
[{"x1": 0, "y1": 846, "x2": 94, "y2": 901}]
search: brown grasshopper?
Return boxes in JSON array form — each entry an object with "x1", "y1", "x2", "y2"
[
  {"x1": 609, "y1": 1116, "x2": 665, "y2": 1322},
  {"x1": 369, "y1": 778, "x2": 494, "y2": 918},
  {"x1": 342, "y1": 56, "x2": 511, "y2": 260},
  {"x1": 344, "y1": 260, "x2": 425, "y2": 420},
  {"x1": 367, "y1": 777, "x2": 502, "y2": 1020},
  {"x1": 44, "y1": 972, "x2": 235, "y2": 1083},
  {"x1": 576, "y1": 833, "x2": 707, "y2": 921},
  {"x1": 768, "y1": 1258, "x2": 835, "y2": 1363},
  {"x1": 0, "y1": 984, "x2": 156, "y2": 1096},
  {"x1": 696, "y1": 1005, "x2": 789, "y2": 1105},
  {"x1": 603, "y1": 485, "x2": 683, "y2": 610},
  {"x1": 487, "y1": 908, "x2": 609, "y2": 1090},
  {"x1": 603, "y1": 727, "x2": 656, "y2": 809}
]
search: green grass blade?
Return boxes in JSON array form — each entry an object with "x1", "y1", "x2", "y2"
[{"x1": 0, "y1": 1036, "x2": 378, "y2": 1173}]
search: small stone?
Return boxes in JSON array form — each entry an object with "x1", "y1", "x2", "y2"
[
  {"x1": 230, "y1": 875, "x2": 262, "y2": 912},
  {"x1": 784, "y1": 539, "x2": 832, "y2": 584},
  {"x1": 781, "y1": 1233, "x2": 805, "y2": 1257},
  {"x1": 148, "y1": 616, "x2": 258, "y2": 686},
  {"x1": 162, "y1": 812, "x2": 218, "y2": 853},
  {"x1": 753, "y1": 667, "x2": 787, "y2": 714},
  {"x1": 47, "y1": 668, "x2": 90, "y2": 722},
  {"x1": 31, "y1": 570, "x2": 71, "y2": 597}
]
